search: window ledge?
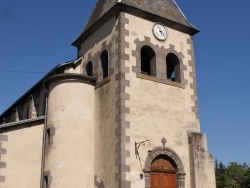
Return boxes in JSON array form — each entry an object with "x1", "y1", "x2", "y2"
[
  {"x1": 95, "y1": 76, "x2": 112, "y2": 89},
  {"x1": 137, "y1": 73, "x2": 185, "y2": 89}
]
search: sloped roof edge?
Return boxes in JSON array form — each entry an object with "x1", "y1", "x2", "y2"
[
  {"x1": 0, "y1": 59, "x2": 77, "y2": 118},
  {"x1": 72, "y1": 0, "x2": 199, "y2": 46}
]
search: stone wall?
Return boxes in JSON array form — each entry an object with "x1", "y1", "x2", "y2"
[
  {"x1": 0, "y1": 121, "x2": 43, "y2": 188},
  {"x1": 189, "y1": 132, "x2": 216, "y2": 188},
  {"x1": 44, "y1": 74, "x2": 95, "y2": 188}
]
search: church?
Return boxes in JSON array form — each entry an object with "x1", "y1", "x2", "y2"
[{"x1": 0, "y1": 0, "x2": 216, "y2": 187}]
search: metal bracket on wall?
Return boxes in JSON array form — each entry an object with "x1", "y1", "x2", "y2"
[{"x1": 135, "y1": 140, "x2": 150, "y2": 158}]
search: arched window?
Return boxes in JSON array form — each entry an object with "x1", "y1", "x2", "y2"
[
  {"x1": 166, "y1": 53, "x2": 181, "y2": 82},
  {"x1": 141, "y1": 46, "x2": 156, "y2": 76},
  {"x1": 101, "y1": 50, "x2": 109, "y2": 79},
  {"x1": 13, "y1": 108, "x2": 19, "y2": 122},
  {"x1": 1, "y1": 118, "x2": 5, "y2": 125},
  {"x1": 86, "y1": 61, "x2": 93, "y2": 76},
  {"x1": 150, "y1": 155, "x2": 177, "y2": 188},
  {"x1": 25, "y1": 96, "x2": 33, "y2": 119},
  {"x1": 44, "y1": 175, "x2": 49, "y2": 188},
  {"x1": 26, "y1": 100, "x2": 31, "y2": 119}
]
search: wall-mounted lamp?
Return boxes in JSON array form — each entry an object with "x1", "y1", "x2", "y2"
[
  {"x1": 140, "y1": 173, "x2": 144, "y2": 180},
  {"x1": 135, "y1": 140, "x2": 150, "y2": 158}
]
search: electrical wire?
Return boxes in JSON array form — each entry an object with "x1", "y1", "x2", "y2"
[{"x1": 0, "y1": 69, "x2": 46, "y2": 74}]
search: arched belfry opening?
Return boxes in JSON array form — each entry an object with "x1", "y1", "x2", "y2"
[
  {"x1": 86, "y1": 61, "x2": 93, "y2": 76},
  {"x1": 166, "y1": 53, "x2": 181, "y2": 82},
  {"x1": 101, "y1": 50, "x2": 109, "y2": 79},
  {"x1": 141, "y1": 46, "x2": 156, "y2": 76}
]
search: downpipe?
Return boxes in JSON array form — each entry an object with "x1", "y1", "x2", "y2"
[{"x1": 40, "y1": 88, "x2": 49, "y2": 188}]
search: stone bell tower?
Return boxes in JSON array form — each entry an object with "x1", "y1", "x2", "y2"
[
  {"x1": 0, "y1": 0, "x2": 216, "y2": 188},
  {"x1": 71, "y1": 0, "x2": 216, "y2": 188}
]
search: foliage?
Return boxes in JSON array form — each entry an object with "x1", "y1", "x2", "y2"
[{"x1": 215, "y1": 160, "x2": 250, "y2": 188}]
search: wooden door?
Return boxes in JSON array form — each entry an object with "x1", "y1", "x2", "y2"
[
  {"x1": 151, "y1": 172, "x2": 176, "y2": 188},
  {"x1": 162, "y1": 173, "x2": 176, "y2": 188},
  {"x1": 150, "y1": 155, "x2": 177, "y2": 188}
]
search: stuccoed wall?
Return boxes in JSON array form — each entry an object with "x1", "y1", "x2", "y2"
[
  {"x1": 45, "y1": 75, "x2": 95, "y2": 188},
  {"x1": 123, "y1": 13, "x2": 202, "y2": 187},
  {"x1": 79, "y1": 15, "x2": 119, "y2": 188},
  {"x1": 79, "y1": 16, "x2": 117, "y2": 61},
  {"x1": 0, "y1": 122, "x2": 43, "y2": 188},
  {"x1": 94, "y1": 79, "x2": 117, "y2": 188},
  {"x1": 189, "y1": 132, "x2": 216, "y2": 188}
]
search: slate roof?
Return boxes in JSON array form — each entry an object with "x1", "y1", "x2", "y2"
[{"x1": 73, "y1": 0, "x2": 198, "y2": 45}]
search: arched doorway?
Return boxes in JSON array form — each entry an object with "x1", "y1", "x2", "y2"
[{"x1": 150, "y1": 155, "x2": 177, "y2": 188}]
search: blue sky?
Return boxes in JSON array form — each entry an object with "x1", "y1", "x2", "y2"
[{"x1": 1, "y1": 0, "x2": 250, "y2": 165}]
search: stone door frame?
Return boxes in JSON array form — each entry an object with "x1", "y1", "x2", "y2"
[{"x1": 143, "y1": 147, "x2": 186, "y2": 188}]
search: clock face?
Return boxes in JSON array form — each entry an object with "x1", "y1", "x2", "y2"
[{"x1": 153, "y1": 23, "x2": 167, "y2": 41}]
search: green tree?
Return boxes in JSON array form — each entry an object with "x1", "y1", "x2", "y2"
[{"x1": 216, "y1": 160, "x2": 250, "y2": 188}]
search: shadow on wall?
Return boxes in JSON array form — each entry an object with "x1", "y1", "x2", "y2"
[{"x1": 94, "y1": 175, "x2": 105, "y2": 188}]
